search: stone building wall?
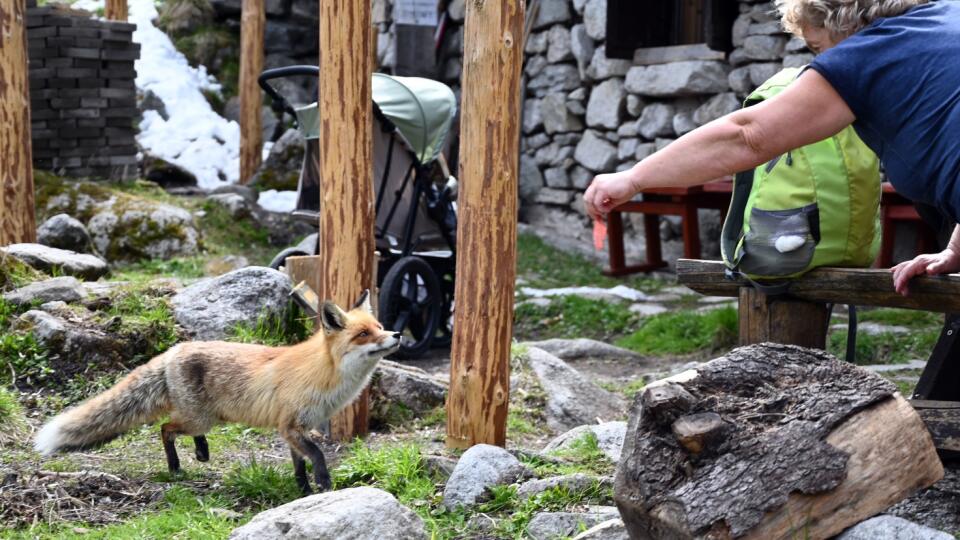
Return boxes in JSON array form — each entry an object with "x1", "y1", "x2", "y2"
[{"x1": 26, "y1": 4, "x2": 141, "y2": 180}]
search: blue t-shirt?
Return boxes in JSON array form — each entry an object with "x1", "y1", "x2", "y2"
[{"x1": 808, "y1": 1, "x2": 960, "y2": 221}]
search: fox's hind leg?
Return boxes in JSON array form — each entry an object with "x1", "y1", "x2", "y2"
[
  {"x1": 290, "y1": 447, "x2": 311, "y2": 495},
  {"x1": 161, "y1": 422, "x2": 184, "y2": 474},
  {"x1": 282, "y1": 427, "x2": 331, "y2": 494},
  {"x1": 193, "y1": 436, "x2": 209, "y2": 462}
]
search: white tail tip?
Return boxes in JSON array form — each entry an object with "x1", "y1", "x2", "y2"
[{"x1": 34, "y1": 416, "x2": 64, "y2": 456}]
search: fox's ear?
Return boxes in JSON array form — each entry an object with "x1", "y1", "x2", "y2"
[
  {"x1": 352, "y1": 289, "x2": 372, "y2": 313},
  {"x1": 319, "y1": 301, "x2": 347, "y2": 333}
]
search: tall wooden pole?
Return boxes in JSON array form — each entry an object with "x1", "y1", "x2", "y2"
[
  {"x1": 0, "y1": 0, "x2": 36, "y2": 246},
  {"x1": 446, "y1": 0, "x2": 524, "y2": 449},
  {"x1": 319, "y1": 0, "x2": 375, "y2": 440},
  {"x1": 239, "y1": 0, "x2": 264, "y2": 184},
  {"x1": 105, "y1": 0, "x2": 128, "y2": 21}
]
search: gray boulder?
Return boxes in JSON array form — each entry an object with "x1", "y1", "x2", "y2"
[
  {"x1": 583, "y1": 0, "x2": 607, "y2": 40},
  {"x1": 533, "y1": 0, "x2": 571, "y2": 30},
  {"x1": 141, "y1": 152, "x2": 198, "y2": 189},
  {"x1": 574, "y1": 131, "x2": 618, "y2": 173},
  {"x1": 442, "y1": 444, "x2": 531, "y2": 509},
  {"x1": 693, "y1": 93, "x2": 741, "y2": 126},
  {"x1": 586, "y1": 78, "x2": 626, "y2": 129},
  {"x1": 229, "y1": 486, "x2": 427, "y2": 540},
  {"x1": 86, "y1": 201, "x2": 199, "y2": 262},
  {"x1": 519, "y1": 155, "x2": 545, "y2": 202},
  {"x1": 836, "y1": 516, "x2": 954, "y2": 540},
  {"x1": 250, "y1": 128, "x2": 304, "y2": 192},
  {"x1": 1, "y1": 244, "x2": 108, "y2": 280},
  {"x1": 171, "y1": 266, "x2": 292, "y2": 340},
  {"x1": 526, "y1": 338, "x2": 643, "y2": 362},
  {"x1": 543, "y1": 422, "x2": 628, "y2": 462},
  {"x1": 625, "y1": 61, "x2": 730, "y2": 97},
  {"x1": 517, "y1": 473, "x2": 612, "y2": 500},
  {"x1": 36, "y1": 214, "x2": 92, "y2": 254},
  {"x1": 526, "y1": 347, "x2": 627, "y2": 432},
  {"x1": 528, "y1": 507, "x2": 621, "y2": 540},
  {"x1": 573, "y1": 518, "x2": 629, "y2": 539},
  {"x1": 16, "y1": 310, "x2": 131, "y2": 381},
  {"x1": 3, "y1": 277, "x2": 87, "y2": 307},
  {"x1": 371, "y1": 360, "x2": 447, "y2": 415},
  {"x1": 206, "y1": 193, "x2": 254, "y2": 220},
  {"x1": 542, "y1": 93, "x2": 585, "y2": 134},
  {"x1": 637, "y1": 102, "x2": 675, "y2": 140}
]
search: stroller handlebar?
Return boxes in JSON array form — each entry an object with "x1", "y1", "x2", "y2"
[{"x1": 258, "y1": 66, "x2": 320, "y2": 118}]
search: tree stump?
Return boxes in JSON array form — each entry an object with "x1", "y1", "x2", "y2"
[{"x1": 614, "y1": 343, "x2": 943, "y2": 540}]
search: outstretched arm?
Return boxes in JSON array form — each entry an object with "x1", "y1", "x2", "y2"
[{"x1": 583, "y1": 69, "x2": 856, "y2": 220}]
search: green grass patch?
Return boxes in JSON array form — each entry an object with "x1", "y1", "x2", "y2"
[
  {"x1": 598, "y1": 377, "x2": 647, "y2": 400},
  {"x1": 517, "y1": 233, "x2": 662, "y2": 292},
  {"x1": 514, "y1": 296, "x2": 641, "y2": 342},
  {"x1": 199, "y1": 202, "x2": 273, "y2": 266},
  {"x1": 538, "y1": 432, "x2": 614, "y2": 477},
  {"x1": 0, "y1": 386, "x2": 28, "y2": 445},
  {"x1": 6, "y1": 486, "x2": 243, "y2": 540},
  {"x1": 616, "y1": 306, "x2": 738, "y2": 356},
  {"x1": 827, "y1": 328, "x2": 939, "y2": 365},
  {"x1": 228, "y1": 308, "x2": 313, "y2": 346},
  {"x1": 857, "y1": 307, "x2": 943, "y2": 329},
  {"x1": 223, "y1": 460, "x2": 302, "y2": 508},
  {"x1": 0, "y1": 253, "x2": 47, "y2": 292},
  {"x1": 105, "y1": 286, "x2": 180, "y2": 361},
  {"x1": 0, "y1": 331, "x2": 50, "y2": 388},
  {"x1": 111, "y1": 257, "x2": 207, "y2": 282}
]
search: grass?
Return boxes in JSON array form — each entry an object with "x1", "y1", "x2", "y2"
[
  {"x1": 0, "y1": 386, "x2": 28, "y2": 445},
  {"x1": 228, "y1": 308, "x2": 313, "y2": 347},
  {"x1": 111, "y1": 257, "x2": 207, "y2": 282},
  {"x1": 223, "y1": 460, "x2": 302, "y2": 508},
  {"x1": 598, "y1": 377, "x2": 647, "y2": 400},
  {"x1": 104, "y1": 286, "x2": 180, "y2": 361},
  {"x1": 514, "y1": 295, "x2": 641, "y2": 342},
  {"x1": 0, "y1": 253, "x2": 47, "y2": 292},
  {"x1": 517, "y1": 233, "x2": 663, "y2": 292},
  {"x1": 199, "y1": 202, "x2": 274, "y2": 266},
  {"x1": 0, "y1": 331, "x2": 51, "y2": 388},
  {"x1": 539, "y1": 432, "x2": 614, "y2": 477},
  {"x1": 827, "y1": 327, "x2": 939, "y2": 365},
  {"x1": 617, "y1": 306, "x2": 738, "y2": 356}
]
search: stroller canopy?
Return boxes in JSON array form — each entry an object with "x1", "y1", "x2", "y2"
[{"x1": 294, "y1": 73, "x2": 457, "y2": 164}]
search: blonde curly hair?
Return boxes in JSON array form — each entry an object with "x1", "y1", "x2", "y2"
[{"x1": 777, "y1": 0, "x2": 929, "y2": 39}]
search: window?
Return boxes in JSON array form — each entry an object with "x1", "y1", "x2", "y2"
[{"x1": 606, "y1": 0, "x2": 738, "y2": 59}]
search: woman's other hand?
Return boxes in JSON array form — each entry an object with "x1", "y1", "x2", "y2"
[
  {"x1": 584, "y1": 170, "x2": 639, "y2": 221},
  {"x1": 891, "y1": 247, "x2": 960, "y2": 296}
]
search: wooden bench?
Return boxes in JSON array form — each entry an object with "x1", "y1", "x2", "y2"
[
  {"x1": 676, "y1": 258, "x2": 960, "y2": 457},
  {"x1": 605, "y1": 181, "x2": 939, "y2": 275}
]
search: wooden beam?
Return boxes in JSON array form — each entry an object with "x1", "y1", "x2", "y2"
[
  {"x1": 105, "y1": 0, "x2": 128, "y2": 21},
  {"x1": 239, "y1": 0, "x2": 265, "y2": 184},
  {"x1": 911, "y1": 399, "x2": 960, "y2": 453},
  {"x1": 0, "y1": 0, "x2": 36, "y2": 246},
  {"x1": 738, "y1": 287, "x2": 830, "y2": 349},
  {"x1": 676, "y1": 259, "x2": 960, "y2": 313},
  {"x1": 446, "y1": 0, "x2": 524, "y2": 450},
  {"x1": 318, "y1": 0, "x2": 375, "y2": 441}
]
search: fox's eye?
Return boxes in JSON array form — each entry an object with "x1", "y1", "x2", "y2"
[{"x1": 357, "y1": 331, "x2": 369, "y2": 338}]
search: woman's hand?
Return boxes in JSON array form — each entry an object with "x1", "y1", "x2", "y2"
[
  {"x1": 891, "y1": 247, "x2": 960, "y2": 296},
  {"x1": 584, "y1": 170, "x2": 640, "y2": 221}
]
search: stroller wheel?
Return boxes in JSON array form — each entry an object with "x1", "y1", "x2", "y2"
[{"x1": 379, "y1": 256, "x2": 442, "y2": 360}]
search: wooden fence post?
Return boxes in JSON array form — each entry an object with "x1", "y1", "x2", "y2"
[
  {"x1": 0, "y1": 0, "x2": 36, "y2": 246},
  {"x1": 446, "y1": 0, "x2": 524, "y2": 449},
  {"x1": 239, "y1": 0, "x2": 264, "y2": 184},
  {"x1": 105, "y1": 0, "x2": 127, "y2": 21},
  {"x1": 318, "y1": 0, "x2": 375, "y2": 440},
  {"x1": 738, "y1": 287, "x2": 830, "y2": 349}
]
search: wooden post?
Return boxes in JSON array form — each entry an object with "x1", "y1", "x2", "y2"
[
  {"x1": 105, "y1": 0, "x2": 128, "y2": 21},
  {"x1": 239, "y1": 0, "x2": 265, "y2": 184},
  {"x1": 0, "y1": 0, "x2": 36, "y2": 246},
  {"x1": 446, "y1": 0, "x2": 524, "y2": 449},
  {"x1": 738, "y1": 288, "x2": 830, "y2": 349},
  {"x1": 318, "y1": 0, "x2": 375, "y2": 440}
]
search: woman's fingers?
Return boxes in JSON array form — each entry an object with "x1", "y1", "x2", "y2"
[{"x1": 892, "y1": 255, "x2": 934, "y2": 296}]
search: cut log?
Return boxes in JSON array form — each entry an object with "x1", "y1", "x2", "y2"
[
  {"x1": 911, "y1": 400, "x2": 960, "y2": 453},
  {"x1": 614, "y1": 343, "x2": 943, "y2": 540}
]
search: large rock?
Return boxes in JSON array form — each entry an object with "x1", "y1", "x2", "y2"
[
  {"x1": 586, "y1": 79, "x2": 625, "y2": 129},
  {"x1": 519, "y1": 155, "x2": 545, "y2": 202},
  {"x1": 544, "y1": 422, "x2": 628, "y2": 462},
  {"x1": 249, "y1": 128, "x2": 304, "y2": 192},
  {"x1": 586, "y1": 46, "x2": 631, "y2": 81},
  {"x1": 1, "y1": 244, "x2": 108, "y2": 280},
  {"x1": 533, "y1": 0, "x2": 571, "y2": 30},
  {"x1": 171, "y1": 267, "x2": 292, "y2": 340},
  {"x1": 523, "y1": 97, "x2": 545, "y2": 134},
  {"x1": 3, "y1": 277, "x2": 87, "y2": 307},
  {"x1": 625, "y1": 61, "x2": 730, "y2": 97},
  {"x1": 547, "y1": 25, "x2": 573, "y2": 63},
  {"x1": 693, "y1": 92, "x2": 741, "y2": 126},
  {"x1": 573, "y1": 519, "x2": 629, "y2": 539},
  {"x1": 526, "y1": 338, "x2": 643, "y2": 362},
  {"x1": 728, "y1": 66, "x2": 754, "y2": 94},
  {"x1": 836, "y1": 516, "x2": 954, "y2": 540},
  {"x1": 637, "y1": 102, "x2": 675, "y2": 140},
  {"x1": 750, "y1": 62, "x2": 783, "y2": 86},
  {"x1": 583, "y1": 0, "x2": 607, "y2": 40},
  {"x1": 442, "y1": 444, "x2": 531, "y2": 509},
  {"x1": 541, "y1": 93, "x2": 585, "y2": 134},
  {"x1": 528, "y1": 507, "x2": 621, "y2": 540},
  {"x1": 141, "y1": 152, "x2": 198, "y2": 189},
  {"x1": 87, "y1": 201, "x2": 199, "y2": 262},
  {"x1": 229, "y1": 487, "x2": 427, "y2": 540},
  {"x1": 528, "y1": 64, "x2": 582, "y2": 92},
  {"x1": 36, "y1": 214, "x2": 93, "y2": 254},
  {"x1": 525, "y1": 347, "x2": 627, "y2": 431},
  {"x1": 742, "y1": 35, "x2": 788, "y2": 61},
  {"x1": 518, "y1": 473, "x2": 612, "y2": 500},
  {"x1": 206, "y1": 193, "x2": 254, "y2": 220},
  {"x1": 574, "y1": 131, "x2": 618, "y2": 173},
  {"x1": 371, "y1": 360, "x2": 447, "y2": 415}
]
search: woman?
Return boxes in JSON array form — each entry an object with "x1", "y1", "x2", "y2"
[{"x1": 584, "y1": 0, "x2": 960, "y2": 296}]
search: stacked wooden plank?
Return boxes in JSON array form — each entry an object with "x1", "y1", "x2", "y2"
[{"x1": 26, "y1": 4, "x2": 139, "y2": 180}]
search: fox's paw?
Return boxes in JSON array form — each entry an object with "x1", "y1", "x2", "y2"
[{"x1": 315, "y1": 472, "x2": 332, "y2": 492}]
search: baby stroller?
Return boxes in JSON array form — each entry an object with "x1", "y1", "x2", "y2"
[{"x1": 259, "y1": 68, "x2": 459, "y2": 359}]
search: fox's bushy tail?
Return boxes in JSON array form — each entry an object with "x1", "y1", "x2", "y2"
[{"x1": 34, "y1": 356, "x2": 171, "y2": 456}]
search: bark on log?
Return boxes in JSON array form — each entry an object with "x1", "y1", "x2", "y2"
[
  {"x1": 238, "y1": 0, "x2": 264, "y2": 184},
  {"x1": 614, "y1": 343, "x2": 943, "y2": 540},
  {"x1": 105, "y1": 0, "x2": 127, "y2": 21},
  {"x1": 0, "y1": 0, "x2": 36, "y2": 246}
]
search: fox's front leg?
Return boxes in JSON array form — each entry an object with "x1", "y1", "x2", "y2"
[
  {"x1": 193, "y1": 436, "x2": 209, "y2": 462},
  {"x1": 282, "y1": 427, "x2": 331, "y2": 494}
]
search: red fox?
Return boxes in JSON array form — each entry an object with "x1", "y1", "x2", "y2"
[{"x1": 34, "y1": 290, "x2": 401, "y2": 494}]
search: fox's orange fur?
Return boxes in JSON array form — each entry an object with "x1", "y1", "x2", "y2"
[{"x1": 34, "y1": 292, "x2": 400, "y2": 494}]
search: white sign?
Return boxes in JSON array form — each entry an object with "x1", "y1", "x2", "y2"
[{"x1": 395, "y1": 0, "x2": 437, "y2": 26}]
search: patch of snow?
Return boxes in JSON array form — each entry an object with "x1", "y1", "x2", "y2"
[
  {"x1": 257, "y1": 190, "x2": 298, "y2": 213},
  {"x1": 520, "y1": 285, "x2": 651, "y2": 302},
  {"x1": 74, "y1": 0, "x2": 240, "y2": 189}
]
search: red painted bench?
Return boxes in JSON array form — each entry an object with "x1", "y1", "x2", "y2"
[{"x1": 604, "y1": 180, "x2": 937, "y2": 276}]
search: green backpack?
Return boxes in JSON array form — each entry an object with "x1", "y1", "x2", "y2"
[{"x1": 720, "y1": 67, "x2": 882, "y2": 282}]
